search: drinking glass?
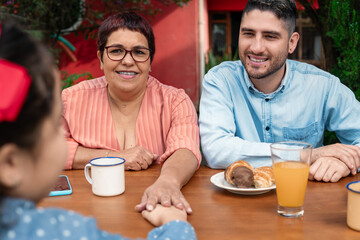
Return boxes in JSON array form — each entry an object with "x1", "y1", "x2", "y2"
[{"x1": 270, "y1": 141, "x2": 312, "y2": 218}]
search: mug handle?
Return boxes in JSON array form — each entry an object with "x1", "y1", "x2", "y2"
[{"x1": 84, "y1": 163, "x2": 92, "y2": 184}]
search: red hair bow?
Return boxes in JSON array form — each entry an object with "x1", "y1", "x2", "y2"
[{"x1": 0, "y1": 59, "x2": 32, "y2": 122}]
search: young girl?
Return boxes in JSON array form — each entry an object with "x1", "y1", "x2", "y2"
[{"x1": 0, "y1": 21, "x2": 196, "y2": 240}]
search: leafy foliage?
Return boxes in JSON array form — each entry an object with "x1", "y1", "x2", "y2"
[
  {"x1": 0, "y1": 0, "x2": 84, "y2": 45},
  {"x1": 326, "y1": 0, "x2": 360, "y2": 100},
  {"x1": 61, "y1": 71, "x2": 93, "y2": 90},
  {"x1": 296, "y1": 0, "x2": 360, "y2": 98},
  {"x1": 321, "y1": 0, "x2": 360, "y2": 144},
  {"x1": 0, "y1": 0, "x2": 190, "y2": 88},
  {"x1": 0, "y1": 0, "x2": 190, "y2": 42},
  {"x1": 205, "y1": 49, "x2": 239, "y2": 73}
]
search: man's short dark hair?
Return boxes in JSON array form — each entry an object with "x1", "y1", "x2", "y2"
[{"x1": 243, "y1": 0, "x2": 297, "y2": 34}]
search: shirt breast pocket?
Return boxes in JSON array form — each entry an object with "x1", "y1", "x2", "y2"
[{"x1": 283, "y1": 122, "x2": 320, "y2": 144}]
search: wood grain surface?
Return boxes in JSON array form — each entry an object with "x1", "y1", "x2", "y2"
[{"x1": 39, "y1": 165, "x2": 360, "y2": 239}]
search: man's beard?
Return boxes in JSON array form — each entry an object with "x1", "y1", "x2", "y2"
[{"x1": 240, "y1": 51, "x2": 288, "y2": 80}]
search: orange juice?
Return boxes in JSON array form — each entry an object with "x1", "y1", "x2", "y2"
[{"x1": 273, "y1": 161, "x2": 309, "y2": 207}]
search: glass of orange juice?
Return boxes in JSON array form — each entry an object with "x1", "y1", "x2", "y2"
[{"x1": 270, "y1": 141, "x2": 312, "y2": 218}]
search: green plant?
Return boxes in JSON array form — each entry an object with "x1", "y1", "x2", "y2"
[
  {"x1": 297, "y1": 0, "x2": 360, "y2": 99},
  {"x1": 322, "y1": 1, "x2": 360, "y2": 144},
  {"x1": 205, "y1": 49, "x2": 239, "y2": 73},
  {"x1": 326, "y1": 0, "x2": 360, "y2": 100},
  {"x1": 0, "y1": 0, "x2": 191, "y2": 43},
  {"x1": 297, "y1": 0, "x2": 360, "y2": 144},
  {"x1": 0, "y1": 1, "x2": 84, "y2": 46},
  {"x1": 1, "y1": 0, "x2": 191, "y2": 89},
  {"x1": 61, "y1": 71, "x2": 93, "y2": 89}
]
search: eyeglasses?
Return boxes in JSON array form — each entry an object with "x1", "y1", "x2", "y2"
[{"x1": 104, "y1": 46, "x2": 151, "y2": 63}]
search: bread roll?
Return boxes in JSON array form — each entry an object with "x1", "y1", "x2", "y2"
[
  {"x1": 256, "y1": 166, "x2": 275, "y2": 185},
  {"x1": 224, "y1": 161, "x2": 275, "y2": 189},
  {"x1": 225, "y1": 160, "x2": 254, "y2": 188},
  {"x1": 253, "y1": 167, "x2": 274, "y2": 188}
]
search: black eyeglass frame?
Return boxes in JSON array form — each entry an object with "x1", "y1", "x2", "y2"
[{"x1": 104, "y1": 46, "x2": 152, "y2": 63}]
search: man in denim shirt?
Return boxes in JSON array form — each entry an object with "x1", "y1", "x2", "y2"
[{"x1": 199, "y1": 0, "x2": 360, "y2": 182}]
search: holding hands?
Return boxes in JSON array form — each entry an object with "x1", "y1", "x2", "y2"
[
  {"x1": 134, "y1": 149, "x2": 197, "y2": 215},
  {"x1": 135, "y1": 177, "x2": 192, "y2": 214},
  {"x1": 310, "y1": 143, "x2": 360, "y2": 182},
  {"x1": 142, "y1": 204, "x2": 187, "y2": 226}
]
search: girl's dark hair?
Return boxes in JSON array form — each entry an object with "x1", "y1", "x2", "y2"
[
  {"x1": 0, "y1": 21, "x2": 55, "y2": 149},
  {"x1": 97, "y1": 12, "x2": 155, "y2": 63},
  {"x1": 243, "y1": 0, "x2": 297, "y2": 34}
]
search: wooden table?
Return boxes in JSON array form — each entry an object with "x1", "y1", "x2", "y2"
[{"x1": 39, "y1": 165, "x2": 360, "y2": 239}]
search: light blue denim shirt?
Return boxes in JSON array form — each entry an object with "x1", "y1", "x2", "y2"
[{"x1": 199, "y1": 60, "x2": 360, "y2": 169}]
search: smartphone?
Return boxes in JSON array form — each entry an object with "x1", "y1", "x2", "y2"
[{"x1": 49, "y1": 175, "x2": 72, "y2": 196}]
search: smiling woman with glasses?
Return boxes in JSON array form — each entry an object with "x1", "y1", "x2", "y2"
[{"x1": 61, "y1": 12, "x2": 201, "y2": 216}]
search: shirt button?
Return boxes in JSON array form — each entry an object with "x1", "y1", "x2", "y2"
[
  {"x1": 265, "y1": 98, "x2": 270, "y2": 102},
  {"x1": 265, "y1": 126, "x2": 270, "y2": 131}
]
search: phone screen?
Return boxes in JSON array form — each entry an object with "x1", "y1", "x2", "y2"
[{"x1": 49, "y1": 175, "x2": 72, "y2": 196}]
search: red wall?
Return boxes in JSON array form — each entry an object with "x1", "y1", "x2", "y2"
[
  {"x1": 58, "y1": 1, "x2": 200, "y2": 106},
  {"x1": 207, "y1": 0, "x2": 247, "y2": 11},
  {"x1": 151, "y1": 0, "x2": 200, "y2": 106},
  {"x1": 207, "y1": 0, "x2": 319, "y2": 11}
]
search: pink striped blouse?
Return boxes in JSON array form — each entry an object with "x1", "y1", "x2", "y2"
[{"x1": 62, "y1": 75, "x2": 201, "y2": 169}]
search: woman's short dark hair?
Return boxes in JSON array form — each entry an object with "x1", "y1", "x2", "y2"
[
  {"x1": 243, "y1": 0, "x2": 297, "y2": 34},
  {"x1": 97, "y1": 12, "x2": 155, "y2": 63},
  {"x1": 0, "y1": 21, "x2": 55, "y2": 149}
]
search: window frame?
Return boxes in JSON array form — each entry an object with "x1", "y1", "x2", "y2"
[{"x1": 209, "y1": 12, "x2": 232, "y2": 57}]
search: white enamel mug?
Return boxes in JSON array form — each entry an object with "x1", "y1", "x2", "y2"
[
  {"x1": 84, "y1": 157, "x2": 125, "y2": 197},
  {"x1": 347, "y1": 181, "x2": 360, "y2": 231}
]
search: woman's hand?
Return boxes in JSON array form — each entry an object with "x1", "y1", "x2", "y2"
[
  {"x1": 135, "y1": 149, "x2": 197, "y2": 215},
  {"x1": 309, "y1": 157, "x2": 351, "y2": 182},
  {"x1": 135, "y1": 178, "x2": 192, "y2": 214},
  {"x1": 120, "y1": 146, "x2": 157, "y2": 171},
  {"x1": 73, "y1": 146, "x2": 157, "y2": 170},
  {"x1": 141, "y1": 204, "x2": 187, "y2": 227}
]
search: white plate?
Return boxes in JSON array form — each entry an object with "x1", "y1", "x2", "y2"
[{"x1": 210, "y1": 172, "x2": 276, "y2": 195}]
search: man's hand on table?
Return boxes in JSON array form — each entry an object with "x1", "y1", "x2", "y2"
[
  {"x1": 309, "y1": 157, "x2": 350, "y2": 182},
  {"x1": 312, "y1": 143, "x2": 360, "y2": 175},
  {"x1": 135, "y1": 178, "x2": 192, "y2": 215}
]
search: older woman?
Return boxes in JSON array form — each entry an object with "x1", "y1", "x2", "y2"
[{"x1": 62, "y1": 12, "x2": 201, "y2": 214}]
